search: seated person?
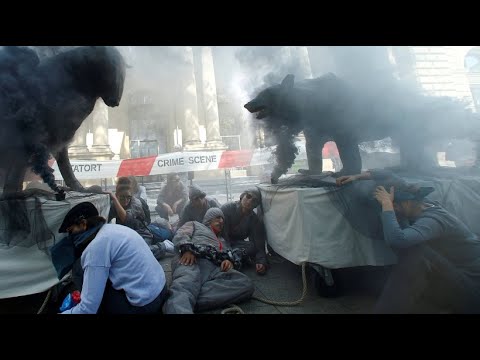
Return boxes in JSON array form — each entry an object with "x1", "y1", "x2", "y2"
[
  {"x1": 338, "y1": 170, "x2": 480, "y2": 313},
  {"x1": 177, "y1": 184, "x2": 220, "y2": 229},
  {"x1": 107, "y1": 184, "x2": 174, "y2": 260},
  {"x1": 54, "y1": 202, "x2": 167, "y2": 314},
  {"x1": 163, "y1": 208, "x2": 254, "y2": 314},
  {"x1": 155, "y1": 173, "x2": 188, "y2": 221},
  {"x1": 117, "y1": 176, "x2": 151, "y2": 224},
  {"x1": 221, "y1": 187, "x2": 268, "y2": 275}
]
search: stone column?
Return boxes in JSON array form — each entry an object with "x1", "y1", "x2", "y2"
[
  {"x1": 201, "y1": 47, "x2": 226, "y2": 150},
  {"x1": 293, "y1": 46, "x2": 313, "y2": 79},
  {"x1": 445, "y1": 46, "x2": 476, "y2": 106},
  {"x1": 68, "y1": 116, "x2": 92, "y2": 160},
  {"x1": 89, "y1": 99, "x2": 114, "y2": 160},
  {"x1": 279, "y1": 46, "x2": 292, "y2": 62},
  {"x1": 181, "y1": 46, "x2": 203, "y2": 150}
]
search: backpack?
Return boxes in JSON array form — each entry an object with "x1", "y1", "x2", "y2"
[{"x1": 148, "y1": 223, "x2": 173, "y2": 242}]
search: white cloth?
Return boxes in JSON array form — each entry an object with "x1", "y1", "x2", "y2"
[
  {"x1": 258, "y1": 174, "x2": 480, "y2": 269},
  {"x1": 258, "y1": 184, "x2": 397, "y2": 269}
]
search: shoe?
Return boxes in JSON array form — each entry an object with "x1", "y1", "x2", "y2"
[{"x1": 163, "y1": 240, "x2": 175, "y2": 254}]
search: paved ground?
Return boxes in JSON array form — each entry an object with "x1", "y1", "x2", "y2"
[
  {"x1": 149, "y1": 176, "x2": 382, "y2": 314},
  {"x1": 159, "y1": 252, "x2": 378, "y2": 314}
]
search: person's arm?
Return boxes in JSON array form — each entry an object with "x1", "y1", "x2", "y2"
[
  {"x1": 106, "y1": 191, "x2": 127, "y2": 223},
  {"x1": 61, "y1": 265, "x2": 109, "y2": 314},
  {"x1": 173, "y1": 222, "x2": 197, "y2": 265},
  {"x1": 123, "y1": 203, "x2": 147, "y2": 230},
  {"x1": 381, "y1": 212, "x2": 445, "y2": 248},
  {"x1": 336, "y1": 171, "x2": 372, "y2": 186},
  {"x1": 374, "y1": 186, "x2": 445, "y2": 248},
  {"x1": 176, "y1": 205, "x2": 190, "y2": 229},
  {"x1": 172, "y1": 221, "x2": 195, "y2": 248},
  {"x1": 172, "y1": 198, "x2": 184, "y2": 213},
  {"x1": 107, "y1": 201, "x2": 115, "y2": 222},
  {"x1": 156, "y1": 187, "x2": 167, "y2": 206}
]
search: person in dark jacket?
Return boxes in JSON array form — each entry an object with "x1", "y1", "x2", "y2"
[
  {"x1": 337, "y1": 170, "x2": 480, "y2": 313},
  {"x1": 155, "y1": 173, "x2": 188, "y2": 221},
  {"x1": 54, "y1": 202, "x2": 167, "y2": 314},
  {"x1": 177, "y1": 184, "x2": 220, "y2": 229},
  {"x1": 163, "y1": 208, "x2": 254, "y2": 314},
  {"x1": 221, "y1": 187, "x2": 268, "y2": 275},
  {"x1": 108, "y1": 184, "x2": 174, "y2": 260},
  {"x1": 116, "y1": 176, "x2": 151, "y2": 224}
]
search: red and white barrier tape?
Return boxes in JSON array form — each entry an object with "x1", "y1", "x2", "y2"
[{"x1": 40, "y1": 141, "x2": 338, "y2": 181}]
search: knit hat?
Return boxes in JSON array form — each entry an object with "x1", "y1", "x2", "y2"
[
  {"x1": 202, "y1": 208, "x2": 225, "y2": 225},
  {"x1": 189, "y1": 184, "x2": 206, "y2": 199}
]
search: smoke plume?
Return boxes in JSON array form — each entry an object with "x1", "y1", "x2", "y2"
[
  {"x1": 0, "y1": 46, "x2": 126, "y2": 194},
  {"x1": 243, "y1": 46, "x2": 480, "y2": 180}
]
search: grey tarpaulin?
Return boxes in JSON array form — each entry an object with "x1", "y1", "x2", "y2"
[
  {"x1": 259, "y1": 171, "x2": 480, "y2": 269},
  {"x1": 0, "y1": 192, "x2": 110, "y2": 299}
]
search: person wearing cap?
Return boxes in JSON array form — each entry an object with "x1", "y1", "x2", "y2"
[
  {"x1": 155, "y1": 173, "x2": 188, "y2": 221},
  {"x1": 163, "y1": 208, "x2": 254, "y2": 314},
  {"x1": 220, "y1": 187, "x2": 268, "y2": 275},
  {"x1": 338, "y1": 169, "x2": 480, "y2": 313},
  {"x1": 55, "y1": 202, "x2": 167, "y2": 314},
  {"x1": 176, "y1": 184, "x2": 220, "y2": 229}
]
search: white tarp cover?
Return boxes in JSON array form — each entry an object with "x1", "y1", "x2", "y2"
[
  {"x1": 259, "y1": 174, "x2": 480, "y2": 269},
  {"x1": 0, "y1": 192, "x2": 110, "y2": 299},
  {"x1": 259, "y1": 183, "x2": 398, "y2": 268}
]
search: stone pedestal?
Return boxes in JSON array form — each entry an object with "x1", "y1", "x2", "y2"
[
  {"x1": 89, "y1": 100, "x2": 114, "y2": 160},
  {"x1": 68, "y1": 117, "x2": 92, "y2": 160}
]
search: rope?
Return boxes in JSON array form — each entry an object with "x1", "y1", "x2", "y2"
[
  {"x1": 220, "y1": 304, "x2": 245, "y2": 314},
  {"x1": 37, "y1": 287, "x2": 53, "y2": 314},
  {"x1": 219, "y1": 262, "x2": 308, "y2": 314},
  {"x1": 252, "y1": 261, "x2": 308, "y2": 306}
]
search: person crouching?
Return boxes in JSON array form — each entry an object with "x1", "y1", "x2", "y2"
[{"x1": 56, "y1": 202, "x2": 168, "y2": 314}]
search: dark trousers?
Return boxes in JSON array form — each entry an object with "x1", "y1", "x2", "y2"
[
  {"x1": 230, "y1": 235, "x2": 267, "y2": 267},
  {"x1": 98, "y1": 282, "x2": 168, "y2": 314},
  {"x1": 373, "y1": 244, "x2": 480, "y2": 314},
  {"x1": 72, "y1": 258, "x2": 168, "y2": 314}
]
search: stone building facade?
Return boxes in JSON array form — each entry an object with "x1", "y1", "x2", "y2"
[{"x1": 66, "y1": 46, "x2": 480, "y2": 164}]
